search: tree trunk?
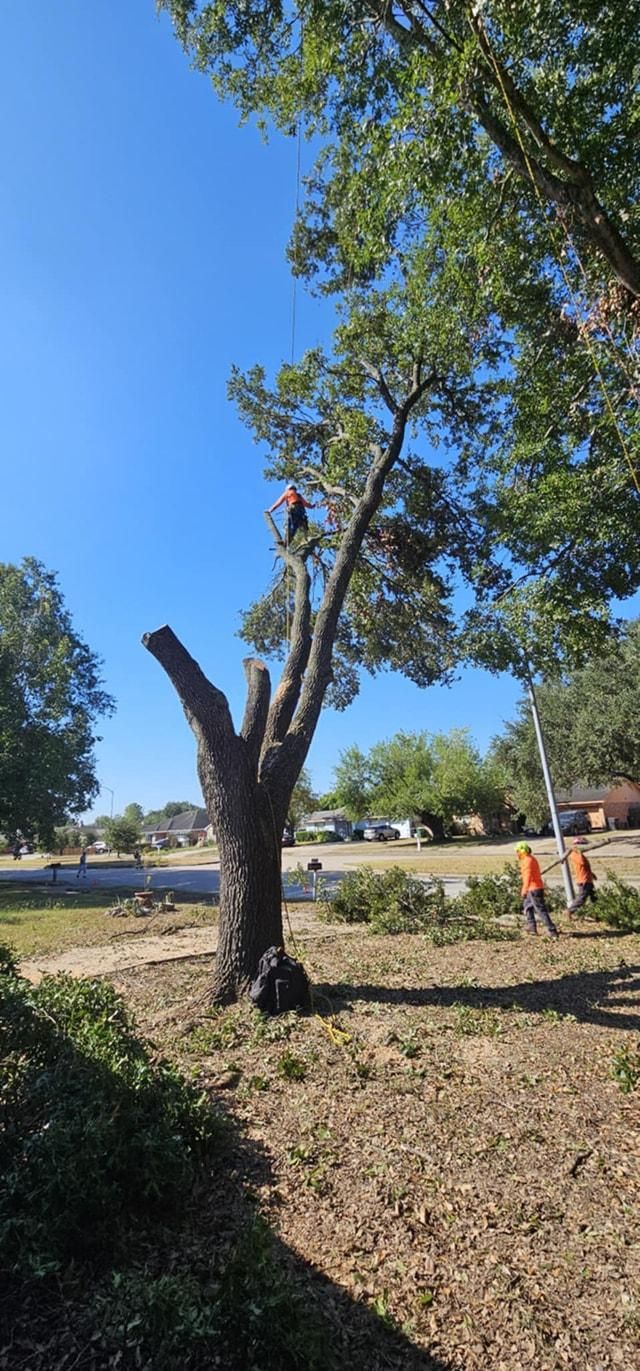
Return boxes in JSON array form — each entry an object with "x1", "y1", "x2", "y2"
[
  {"x1": 419, "y1": 811, "x2": 447, "y2": 843},
  {"x1": 210, "y1": 781, "x2": 285, "y2": 1003}
]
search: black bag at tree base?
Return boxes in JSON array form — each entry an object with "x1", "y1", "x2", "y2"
[{"x1": 249, "y1": 946, "x2": 311, "y2": 1015}]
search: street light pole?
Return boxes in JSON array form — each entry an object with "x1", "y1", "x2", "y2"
[
  {"x1": 525, "y1": 670, "x2": 574, "y2": 907},
  {"x1": 101, "y1": 785, "x2": 115, "y2": 819}
]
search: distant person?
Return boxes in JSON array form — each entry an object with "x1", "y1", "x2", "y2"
[
  {"x1": 12, "y1": 841, "x2": 21, "y2": 861},
  {"x1": 515, "y1": 842, "x2": 559, "y2": 938},
  {"x1": 133, "y1": 848, "x2": 143, "y2": 869},
  {"x1": 563, "y1": 838, "x2": 597, "y2": 915},
  {"x1": 76, "y1": 849, "x2": 88, "y2": 880},
  {"x1": 267, "y1": 484, "x2": 315, "y2": 542}
]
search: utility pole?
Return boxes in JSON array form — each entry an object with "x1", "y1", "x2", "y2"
[{"x1": 526, "y1": 670, "x2": 574, "y2": 907}]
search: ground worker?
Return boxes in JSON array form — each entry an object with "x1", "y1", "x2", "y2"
[
  {"x1": 515, "y1": 842, "x2": 559, "y2": 938},
  {"x1": 267, "y1": 484, "x2": 315, "y2": 542},
  {"x1": 563, "y1": 837, "x2": 597, "y2": 915}
]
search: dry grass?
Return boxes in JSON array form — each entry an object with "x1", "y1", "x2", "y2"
[
  {"x1": 112, "y1": 920, "x2": 640, "y2": 1371},
  {"x1": 0, "y1": 883, "x2": 215, "y2": 958}
]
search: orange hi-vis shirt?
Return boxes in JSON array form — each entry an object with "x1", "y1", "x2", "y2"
[
  {"x1": 272, "y1": 488, "x2": 313, "y2": 511},
  {"x1": 518, "y1": 852, "x2": 544, "y2": 895},
  {"x1": 570, "y1": 849, "x2": 596, "y2": 884}
]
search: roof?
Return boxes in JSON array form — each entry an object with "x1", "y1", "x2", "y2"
[
  {"x1": 302, "y1": 809, "x2": 349, "y2": 824},
  {"x1": 556, "y1": 786, "x2": 609, "y2": 804},
  {"x1": 145, "y1": 808, "x2": 209, "y2": 834}
]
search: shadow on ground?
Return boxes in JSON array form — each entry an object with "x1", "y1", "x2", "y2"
[
  {"x1": 317, "y1": 961, "x2": 640, "y2": 1032},
  {"x1": 0, "y1": 961, "x2": 449, "y2": 1371}
]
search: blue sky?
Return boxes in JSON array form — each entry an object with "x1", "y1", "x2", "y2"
[{"x1": 1, "y1": 3, "x2": 634, "y2": 817}]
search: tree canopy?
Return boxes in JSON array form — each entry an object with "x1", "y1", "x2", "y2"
[
  {"x1": 333, "y1": 728, "x2": 505, "y2": 839},
  {"x1": 0, "y1": 559, "x2": 114, "y2": 843},
  {"x1": 162, "y1": 0, "x2": 640, "y2": 680},
  {"x1": 104, "y1": 816, "x2": 142, "y2": 855},
  {"x1": 491, "y1": 620, "x2": 640, "y2": 826}
]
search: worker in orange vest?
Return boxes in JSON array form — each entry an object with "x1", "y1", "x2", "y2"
[
  {"x1": 267, "y1": 484, "x2": 315, "y2": 542},
  {"x1": 563, "y1": 837, "x2": 597, "y2": 915},
  {"x1": 515, "y1": 842, "x2": 559, "y2": 938}
]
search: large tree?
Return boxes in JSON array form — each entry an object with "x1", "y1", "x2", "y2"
[
  {"x1": 491, "y1": 620, "x2": 640, "y2": 826},
  {"x1": 151, "y1": 2, "x2": 640, "y2": 1002},
  {"x1": 0, "y1": 559, "x2": 114, "y2": 843},
  {"x1": 334, "y1": 729, "x2": 504, "y2": 840},
  {"x1": 143, "y1": 277, "x2": 498, "y2": 1001},
  {"x1": 160, "y1": 0, "x2": 640, "y2": 639}
]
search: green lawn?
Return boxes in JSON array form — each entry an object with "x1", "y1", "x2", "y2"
[{"x1": 0, "y1": 883, "x2": 216, "y2": 958}]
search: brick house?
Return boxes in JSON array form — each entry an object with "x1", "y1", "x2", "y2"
[{"x1": 556, "y1": 781, "x2": 640, "y2": 831}]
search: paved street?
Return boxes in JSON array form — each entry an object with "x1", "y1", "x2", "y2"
[
  {"x1": 0, "y1": 844, "x2": 470, "y2": 899},
  {"x1": 3, "y1": 836, "x2": 638, "y2": 899}
]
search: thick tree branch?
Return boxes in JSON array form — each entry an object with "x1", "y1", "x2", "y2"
[
  {"x1": 260, "y1": 512, "x2": 313, "y2": 761},
  {"x1": 467, "y1": 90, "x2": 640, "y2": 299},
  {"x1": 359, "y1": 357, "x2": 399, "y2": 414},
  {"x1": 377, "y1": 2, "x2": 640, "y2": 298},
  {"x1": 142, "y1": 625, "x2": 237, "y2": 748},
  {"x1": 240, "y1": 658, "x2": 271, "y2": 774},
  {"x1": 270, "y1": 366, "x2": 438, "y2": 787}
]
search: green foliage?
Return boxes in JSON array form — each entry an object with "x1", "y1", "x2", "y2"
[
  {"x1": 491, "y1": 622, "x2": 640, "y2": 825},
  {"x1": 0, "y1": 967, "x2": 218, "y2": 1277},
  {"x1": 611, "y1": 1043, "x2": 640, "y2": 1094},
  {"x1": 450, "y1": 864, "x2": 564, "y2": 921},
  {"x1": 277, "y1": 1049, "x2": 307, "y2": 1081},
  {"x1": 333, "y1": 730, "x2": 506, "y2": 835},
  {"x1": 162, "y1": 0, "x2": 640, "y2": 684},
  {"x1": 328, "y1": 865, "x2": 514, "y2": 942},
  {"x1": 593, "y1": 873, "x2": 640, "y2": 933},
  {"x1": 294, "y1": 828, "x2": 342, "y2": 844},
  {"x1": 142, "y1": 799, "x2": 198, "y2": 826},
  {"x1": 104, "y1": 814, "x2": 142, "y2": 854},
  {"x1": 287, "y1": 765, "x2": 318, "y2": 828},
  {"x1": 0, "y1": 558, "x2": 114, "y2": 843}
]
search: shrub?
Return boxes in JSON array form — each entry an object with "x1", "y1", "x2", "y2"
[
  {"x1": 593, "y1": 872, "x2": 640, "y2": 932},
  {"x1": 294, "y1": 828, "x2": 343, "y2": 844},
  {"x1": 0, "y1": 965, "x2": 219, "y2": 1277},
  {"x1": 327, "y1": 866, "x2": 514, "y2": 942},
  {"x1": 447, "y1": 864, "x2": 564, "y2": 922}
]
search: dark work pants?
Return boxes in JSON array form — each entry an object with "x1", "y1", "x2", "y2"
[
  {"x1": 522, "y1": 889, "x2": 557, "y2": 935},
  {"x1": 287, "y1": 506, "x2": 308, "y2": 541},
  {"x1": 567, "y1": 881, "x2": 597, "y2": 913}
]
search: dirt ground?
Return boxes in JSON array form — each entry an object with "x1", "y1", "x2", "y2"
[{"x1": 86, "y1": 912, "x2": 640, "y2": 1371}]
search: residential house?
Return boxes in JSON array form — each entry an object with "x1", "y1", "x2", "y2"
[
  {"x1": 300, "y1": 809, "x2": 353, "y2": 839},
  {"x1": 143, "y1": 807, "x2": 213, "y2": 846},
  {"x1": 556, "y1": 781, "x2": 640, "y2": 831}
]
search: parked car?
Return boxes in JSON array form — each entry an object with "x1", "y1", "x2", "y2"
[
  {"x1": 363, "y1": 824, "x2": 400, "y2": 842},
  {"x1": 151, "y1": 838, "x2": 169, "y2": 850},
  {"x1": 557, "y1": 810, "x2": 591, "y2": 836},
  {"x1": 281, "y1": 831, "x2": 295, "y2": 848},
  {"x1": 90, "y1": 840, "x2": 109, "y2": 854}
]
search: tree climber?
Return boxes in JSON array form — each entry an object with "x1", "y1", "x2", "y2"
[{"x1": 267, "y1": 484, "x2": 315, "y2": 542}]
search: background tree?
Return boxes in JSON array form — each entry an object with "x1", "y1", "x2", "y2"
[
  {"x1": 287, "y1": 767, "x2": 318, "y2": 831},
  {"x1": 491, "y1": 621, "x2": 640, "y2": 826},
  {"x1": 104, "y1": 815, "x2": 142, "y2": 857},
  {"x1": 334, "y1": 730, "x2": 505, "y2": 840},
  {"x1": 123, "y1": 802, "x2": 144, "y2": 824},
  {"x1": 0, "y1": 559, "x2": 114, "y2": 844},
  {"x1": 142, "y1": 800, "x2": 198, "y2": 827}
]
